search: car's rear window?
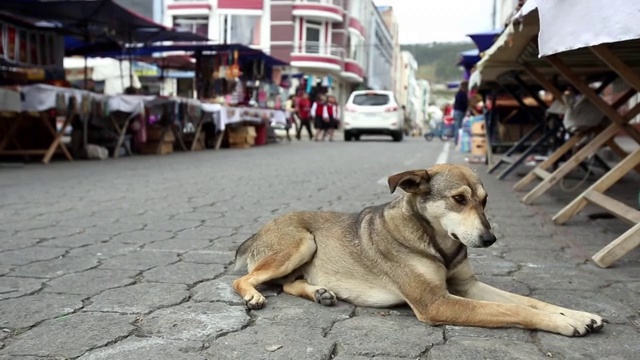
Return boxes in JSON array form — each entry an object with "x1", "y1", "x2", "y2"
[{"x1": 352, "y1": 93, "x2": 390, "y2": 106}]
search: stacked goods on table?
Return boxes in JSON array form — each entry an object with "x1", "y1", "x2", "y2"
[
  {"x1": 470, "y1": 119, "x2": 487, "y2": 156},
  {"x1": 228, "y1": 125, "x2": 256, "y2": 149},
  {"x1": 140, "y1": 125, "x2": 175, "y2": 155}
]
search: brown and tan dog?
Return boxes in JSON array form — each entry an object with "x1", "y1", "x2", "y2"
[{"x1": 233, "y1": 164, "x2": 605, "y2": 337}]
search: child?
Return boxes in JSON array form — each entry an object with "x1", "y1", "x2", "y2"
[
  {"x1": 310, "y1": 94, "x2": 327, "y2": 141},
  {"x1": 323, "y1": 95, "x2": 340, "y2": 141}
]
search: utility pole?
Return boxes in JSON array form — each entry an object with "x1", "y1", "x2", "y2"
[{"x1": 491, "y1": 0, "x2": 497, "y2": 29}]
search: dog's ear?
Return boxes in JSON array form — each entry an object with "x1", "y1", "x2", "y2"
[{"x1": 388, "y1": 170, "x2": 430, "y2": 194}]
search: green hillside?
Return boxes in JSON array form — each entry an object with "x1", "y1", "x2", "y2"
[{"x1": 401, "y1": 42, "x2": 475, "y2": 84}]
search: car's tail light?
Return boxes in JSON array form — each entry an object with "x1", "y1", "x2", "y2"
[{"x1": 385, "y1": 106, "x2": 398, "y2": 112}]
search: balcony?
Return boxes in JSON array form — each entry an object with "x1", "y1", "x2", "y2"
[
  {"x1": 290, "y1": 42, "x2": 345, "y2": 73},
  {"x1": 293, "y1": 0, "x2": 344, "y2": 23},
  {"x1": 341, "y1": 59, "x2": 364, "y2": 83}
]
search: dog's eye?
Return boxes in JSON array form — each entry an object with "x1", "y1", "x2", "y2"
[{"x1": 452, "y1": 195, "x2": 466, "y2": 205}]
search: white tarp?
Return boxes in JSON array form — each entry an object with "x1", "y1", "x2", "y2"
[
  {"x1": 64, "y1": 57, "x2": 142, "y2": 95},
  {"x1": 536, "y1": 0, "x2": 640, "y2": 57}
]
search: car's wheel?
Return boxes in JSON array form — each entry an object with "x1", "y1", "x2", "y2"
[
  {"x1": 344, "y1": 131, "x2": 353, "y2": 141},
  {"x1": 392, "y1": 131, "x2": 404, "y2": 142},
  {"x1": 354, "y1": 134, "x2": 361, "y2": 141}
]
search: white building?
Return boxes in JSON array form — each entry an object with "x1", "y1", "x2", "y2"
[
  {"x1": 416, "y1": 79, "x2": 431, "y2": 127},
  {"x1": 399, "y1": 51, "x2": 418, "y2": 121}
]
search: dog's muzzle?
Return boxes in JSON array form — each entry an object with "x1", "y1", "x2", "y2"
[{"x1": 479, "y1": 231, "x2": 497, "y2": 247}]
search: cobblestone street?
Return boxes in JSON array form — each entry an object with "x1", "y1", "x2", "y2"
[{"x1": 1, "y1": 138, "x2": 639, "y2": 359}]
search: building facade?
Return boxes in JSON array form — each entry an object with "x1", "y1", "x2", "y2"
[
  {"x1": 377, "y1": 6, "x2": 401, "y2": 97},
  {"x1": 365, "y1": 2, "x2": 393, "y2": 91},
  {"x1": 399, "y1": 51, "x2": 418, "y2": 120},
  {"x1": 416, "y1": 79, "x2": 431, "y2": 127}
]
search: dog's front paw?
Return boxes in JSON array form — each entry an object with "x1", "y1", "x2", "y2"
[
  {"x1": 314, "y1": 288, "x2": 337, "y2": 306},
  {"x1": 244, "y1": 292, "x2": 266, "y2": 310},
  {"x1": 558, "y1": 310, "x2": 606, "y2": 333},
  {"x1": 548, "y1": 313, "x2": 601, "y2": 337}
]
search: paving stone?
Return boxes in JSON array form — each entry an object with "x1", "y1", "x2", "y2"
[
  {"x1": 208, "y1": 233, "x2": 253, "y2": 252},
  {"x1": 531, "y1": 289, "x2": 636, "y2": 325},
  {"x1": 0, "y1": 220, "x2": 59, "y2": 233},
  {"x1": 504, "y1": 248, "x2": 584, "y2": 267},
  {"x1": 143, "y1": 262, "x2": 224, "y2": 285},
  {"x1": 252, "y1": 294, "x2": 354, "y2": 329},
  {"x1": 143, "y1": 238, "x2": 211, "y2": 253},
  {"x1": 144, "y1": 220, "x2": 203, "y2": 233},
  {"x1": 0, "y1": 247, "x2": 67, "y2": 266},
  {"x1": 0, "y1": 237, "x2": 41, "y2": 251},
  {"x1": 10, "y1": 256, "x2": 98, "y2": 278},
  {"x1": 40, "y1": 233, "x2": 111, "y2": 248},
  {"x1": 206, "y1": 325, "x2": 335, "y2": 360},
  {"x1": 329, "y1": 316, "x2": 442, "y2": 358},
  {"x1": 192, "y1": 275, "x2": 242, "y2": 304},
  {"x1": 468, "y1": 256, "x2": 519, "y2": 276},
  {"x1": 0, "y1": 277, "x2": 45, "y2": 300},
  {"x1": 0, "y1": 293, "x2": 84, "y2": 329},
  {"x1": 67, "y1": 241, "x2": 140, "y2": 259},
  {"x1": 100, "y1": 251, "x2": 178, "y2": 271},
  {"x1": 427, "y1": 337, "x2": 545, "y2": 359},
  {"x1": 0, "y1": 265, "x2": 12, "y2": 276},
  {"x1": 182, "y1": 250, "x2": 235, "y2": 265},
  {"x1": 83, "y1": 222, "x2": 145, "y2": 235},
  {"x1": 538, "y1": 324, "x2": 640, "y2": 360},
  {"x1": 173, "y1": 226, "x2": 235, "y2": 240},
  {"x1": 476, "y1": 276, "x2": 531, "y2": 295},
  {"x1": 15, "y1": 227, "x2": 83, "y2": 240},
  {"x1": 139, "y1": 302, "x2": 249, "y2": 341},
  {"x1": 353, "y1": 305, "x2": 415, "y2": 318},
  {"x1": 513, "y1": 266, "x2": 609, "y2": 291},
  {"x1": 78, "y1": 337, "x2": 205, "y2": 360},
  {"x1": 333, "y1": 356, "x2": 407, "y2": 360},
  {"x1": 445, "y1": 325, "x2": 534, "y2": 343},
  {"x1": 44, "y1": 269, "x2": 137, "y2": 295},
  {"x1": 201, "y1": 216, "x2": 257, "y2": 228},
  {"x1": 110, "y1": 230, "x2": 174, "y2": 245},
  {"x1": 0, "y1": 312, "x2": 135, "y2": 359},
  {"x1": 604, "y1": 281, "x2": 640, "y2": 310},
  {"x1": 85, "y1": 283, "x2": 189, "y2": 314}
]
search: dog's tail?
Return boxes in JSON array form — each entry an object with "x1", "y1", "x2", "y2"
[{"x1": 234, "y1": 233, "x2": 258, "y2": 271}]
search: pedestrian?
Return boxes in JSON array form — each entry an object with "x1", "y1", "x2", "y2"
[
  {"x1": 283, "y1": 95, "x2": 295, "y2": 141},
  {"x1": 295, "y1": 92, "x2": 313, "y2": 140},
  {"x1": 311, "y1": 94, "x2": 328, "y2": 141},
  {"x1": 453, "y1": 81, "x2": 469, "y2": 145},
  {"x1": 323, "y1": 95, "x2": 340, "y2": 142}
]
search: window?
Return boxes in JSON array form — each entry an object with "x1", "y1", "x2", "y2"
[
  {"x1": 173, "y1": 16, "x2": 208, "y2": 37},
  {"x1": 353, "y1": 93, "x2": 390, "y2": 106},
  {"x1": 304, "y1": 20, "x2": 323, "y2": 54},
  {"x1": 219, "y1": 14, "x2": 261, "y2": 46}
]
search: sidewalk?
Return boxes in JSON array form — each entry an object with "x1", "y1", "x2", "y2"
[{"x1": 445, "y1": 149, "x2": 640, "y2": 358}]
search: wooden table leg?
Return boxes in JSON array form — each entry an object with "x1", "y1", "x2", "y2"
[
  {"x1": 592, "y1": 223, "x2": 640, "y2": 268},
  {"x1": 42, "y1": 112, "x2": 74, "y2": 164}
]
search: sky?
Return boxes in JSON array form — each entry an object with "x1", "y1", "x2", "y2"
[{"x1": 373, "y1": 0, "x2": 496, "y2": 44}]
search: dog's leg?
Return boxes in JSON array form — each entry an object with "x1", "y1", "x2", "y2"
[
  {"x1": 411, "y1": 293, "x2": 593, "y2": 337},
  {"x1": 447, "y1": 260, "x2": 605, "y2": 333},
  {"x1": 283, "y1": 279, "x2": 337, "y2": 306},
  {"x1": 233, "y1": 232, "x2": 316, "y2": 310}
]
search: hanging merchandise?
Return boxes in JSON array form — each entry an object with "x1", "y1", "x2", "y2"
[
  {"x1": 230, "y1": 50, "x2": 241, "y2": 79},
  {"x1": 218, "y1": 53, "x2": 228, "y2": 79},
  {"x1": 321, "y1": 76, "x2": 332, "y2": 88},
  {"x1": 306, "y1": 76, "x2": 313, "y2": 94}
]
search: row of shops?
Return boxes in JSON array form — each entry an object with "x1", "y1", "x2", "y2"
[
  {"x1": 461, "y1": 0, "x2": 640, "y2": 268},
  {"x1": 0, "y1": 0, "x2": 309, "y2": 164}
]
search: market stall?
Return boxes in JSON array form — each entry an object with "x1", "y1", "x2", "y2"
[{"x1": 473, "y1": 0, "x2": 640, "y2": 268}]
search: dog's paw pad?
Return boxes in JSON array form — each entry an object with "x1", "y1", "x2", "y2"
[
  {"x1": 314, "y1": 288, "x2": 337, "y2": 306},
  {"x1": 244, "y1": 293, "x2": 266, "y2": 310}
]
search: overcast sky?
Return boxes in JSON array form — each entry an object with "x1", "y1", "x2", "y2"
[{"x1": 374, "y1": 0, "x2": 495, "y2": 44}]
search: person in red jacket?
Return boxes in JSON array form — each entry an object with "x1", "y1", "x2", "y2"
[
  {"x1": 311, "y1": 94, "x2": 328, "y2": 141},
  {"x1": 323, "y1": 95, "x2": 340, "y2": 142},
  {"x1": 295, "y1": 92, "x2": 313, "y2": 140}
]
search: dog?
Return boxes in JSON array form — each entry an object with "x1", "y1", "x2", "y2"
[{"x1": 233, "y1": 164, "x2": 605, "y2": 337}]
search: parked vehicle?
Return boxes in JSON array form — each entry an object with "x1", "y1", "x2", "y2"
[{"x1": 343, "y1": 90, "x2": 404, "y2": 142}]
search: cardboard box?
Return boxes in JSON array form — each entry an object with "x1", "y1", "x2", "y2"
[
  {"x1": 140, "y1": 141, "x2": 173, "y2": 155},
  {"x1": 229, "y1": 125, "x2": 257, "y2": 137},
  {"x1": 471, "y1": 136, "x2": 487, "y2": 156},
  {"x1": 147, "y1": 126, "x2": 175, "y2": 142},
  {"x1": 471, "y1": 121, "x2": 486, "y2": 136}
]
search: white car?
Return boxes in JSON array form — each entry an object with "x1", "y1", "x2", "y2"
[{"x1": 343, "y1": 90, "x2": 404, "y2": 142}]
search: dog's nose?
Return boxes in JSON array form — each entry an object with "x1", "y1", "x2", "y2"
[{"x1": 480, "y1": 231, "x2": 497, "y2": 247}]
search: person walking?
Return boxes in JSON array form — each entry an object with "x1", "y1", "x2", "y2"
[
  {"x1": 296, "y1": 92, "x2": 313, "y2": 140},
  {"x1": 311, "y1": 94, "x2": 328, "y2": 141},
  {"x1": 452, "y1": 81, "x2": 469, "y2": 145},
  {"x1": 323, "y1": 95, "x2": 340, "y2": 142},
  {"x1": 283, "y1": 95, "x2": 295, "y2": 141}
]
